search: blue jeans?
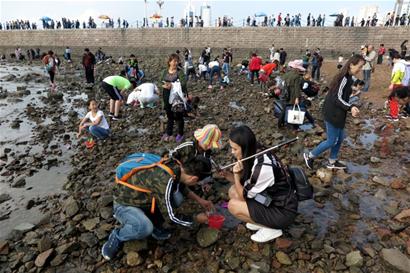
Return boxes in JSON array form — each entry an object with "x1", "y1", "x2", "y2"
[
  {"x1": 110, "y1": 204, "x2": 154, "y2": 242},
  {"x1": 87, "y1": 125, "x2": 110, "y2": 139},
  {"x1": 363, "y1": 69, "x2": 371, "y2": 92},
  {"x1": 209, "y1": 66, "x2": 222, "y2": 85},
  {"x1": 222, "y1": 62, "x2": 230, "y2": 75},
  {"x1": 310, "y1": 121, "x2": 345, "y2": 161}
]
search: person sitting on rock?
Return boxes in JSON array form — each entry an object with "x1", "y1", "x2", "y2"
[
  {"x1": 220, "y1": 125, "x2": 298, "y2": 243},
  {"x1": 101, "y1": 155, "x2": 213, "y2": 261},
  {"x1": 385, "y1": 85, "x2": 409, "y2": 121},
  {"x1": 126, "y1": 82, "x2": 159, "y2": 108},
  {"x1": 349, "y1": 79, "x2": 365, "y2": 106},
  {"x1": 77, "y1": 99, "x2": 110, "y2": 140},
  {"x1": 301, "y1": 73, "x2": 320, "y2": 99}
]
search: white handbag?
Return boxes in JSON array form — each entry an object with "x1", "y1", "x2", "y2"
[{"x1": 286, "y1": 104, "x2": 306, "y2": 125}]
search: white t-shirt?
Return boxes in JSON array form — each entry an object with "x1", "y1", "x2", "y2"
[
  {"x1": 198, "y1": 64, "x2": 208, "y2": 72},
  {"x1": 208, "y1": 61, "x2": 219, "y2": 68},
  {"x1": 127, "y1": 83, "x2": 159, "y2": 104},
  {"x1": 85, "y1": 110, "x2": 109, "y2": 130},
  {"x1": 244, "y1": 154, "x2": 276, "y2": 198},
  {"x1": 273, "y1": 52, "x2": 280, "y2": 62}
]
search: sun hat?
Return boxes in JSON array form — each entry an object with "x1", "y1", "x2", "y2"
[
  {"x1": 288, "y1": 60, "x2": 306, "y2": 71},
  {"x1": 194, "y1": 124, "x2": 222, "y2": 150}
]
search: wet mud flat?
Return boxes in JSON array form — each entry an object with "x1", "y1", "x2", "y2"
[{"x1": 0, "y1": 58, "x2": 409, "y2": 273}]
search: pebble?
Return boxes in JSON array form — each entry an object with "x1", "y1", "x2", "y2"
[
  {"x1": 14, "y1": 222, "x2": 35, "y2": 233},
  {"x1": 372, "y1": 176, "x2": 390, "y2": 187},
  {"x1": 345, "y1": 251, "x2": 363, "y2": 267},
  {"x1": 196, "y1": 227, "x2": 220, "y2": 248},
  {"x1": 275, "y1": 251, "x2": 292, "y2": 265},
  {"x1": 126, "y1": 251, "x2": 144, "y2": 266},
  {"x1": 34, "y1": 248, "x2": 54, "y2": 267},
  {"x1": 381, "y1": 248, "x2": 410, "y2": 273}
]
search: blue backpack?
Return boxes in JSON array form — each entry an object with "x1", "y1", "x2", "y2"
[{"x1": 115, "y1": 153, "x2": 175, "y2": 214}]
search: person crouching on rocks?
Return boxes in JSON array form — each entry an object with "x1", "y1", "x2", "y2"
[
  {"x1": 101, "y1": 156, "x2": 213, "y2": 261},
  {"x1": 101, "y1": 71, "x2": 132, "y2": 121},
  {"x1": 169, "y1": 124, "x2": 222, "y2": 192},
  {"x1": 170, "y1": 124, "x2": 222, "y2": 165},
  {"x1": 126, "y1": 82, "x2": 159, "y2": 108},
  {"x1": 77, "y1": 99, "x2": 110, "y2": 140},
  {"x1": 220, "y1": 125, "x2": 298, "y2": 243}
]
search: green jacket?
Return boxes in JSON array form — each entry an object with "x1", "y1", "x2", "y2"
[
  {"x1": 160, "y1": 69, "x2": 187, "y2": 111},
  {"x1": 113, "y1": 159, "x2": 193, "y2": 227},
  {"x1": 282, "y1": 69, "x2": 302, "y2": 105}
]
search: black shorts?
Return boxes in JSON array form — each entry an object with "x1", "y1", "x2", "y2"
[
  {"x1": 246, "y1": 194, "x2": 298, "y2": 229},
  {"x1": 102, "y1": 81, "x2": 123, "y2": 101}
]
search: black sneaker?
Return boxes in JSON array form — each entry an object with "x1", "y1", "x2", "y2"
[
  {"x1": 108, "y1": 112, "x2": 114, "y2": 117},
  {"x1": 326, "y1": 161, "x2": 347, "y2": 170},
  {"x1": 151, "y1": 227, "x2": 171, "y2": 241},
  {"x1": 112, "y1": 116, "x2": 121, "y2": 121},
  {"x1": 303, "y1": 152, "x2": 314, "y2": 170},
  {"x1": 101, "y1": 232, "x2": 122, "y2": 261}
]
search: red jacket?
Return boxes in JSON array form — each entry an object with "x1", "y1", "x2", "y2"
[
  {"x1": 249, "y1": 56, "x2": 262, "y2": 71},
  {"x1": 261, "y1": 63, "x2": 277, "y2": 76}
]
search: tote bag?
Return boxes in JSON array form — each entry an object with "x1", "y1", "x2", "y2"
[{"x1": 286, "y1": 104, "x2": 305, "y2": 125}]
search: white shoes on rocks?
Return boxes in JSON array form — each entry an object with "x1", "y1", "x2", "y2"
[
  {"x1": 246, "y1": 223, "x2": 263, "y2": 231},
  {"x1": 246, "y1": 222, "x2": 283, "y2": 243}
]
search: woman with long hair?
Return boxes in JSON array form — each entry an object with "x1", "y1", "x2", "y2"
[
  {"x1": 304, "y1": 54, "x2": 364, "y2": 170},
  {"x1": 222, "y1": 125, "x2": 297, "y2": 243},
  {"x1": 160, "y1": 53, "x2": 187, "y2": 142}
]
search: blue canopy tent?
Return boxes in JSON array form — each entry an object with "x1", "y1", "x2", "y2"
[
  {"x1": 255, "y1": 12, "x2": 267, "y2": 17},
  {"x1": 40, "y1": 16, "x2": 52, "y2": 21}
]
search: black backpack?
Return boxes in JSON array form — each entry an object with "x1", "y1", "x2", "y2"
[{"x1": 287, "y1": 165, "x2": 313, "y2": 201}]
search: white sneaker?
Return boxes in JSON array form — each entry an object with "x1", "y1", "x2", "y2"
[
  {"x1": 246, "y1": 223, "x2": 264, "y2": 231},
  {"x1": 250, "y1": 227, "x2": 283, "y2": 243}
]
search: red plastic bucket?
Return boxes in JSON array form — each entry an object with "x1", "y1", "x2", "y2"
[
  {"x1": 208, "y1": 214, "x2": 225, "y2": 229},
  {"x1": 84, "y1": 139, "x2": 95, "y2": 149}
]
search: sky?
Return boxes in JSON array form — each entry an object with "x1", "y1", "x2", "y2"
[{"x1": 0, "y1": 0, "x2": 397, "y2": 27}]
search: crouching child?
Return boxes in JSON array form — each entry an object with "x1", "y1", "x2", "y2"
[{"x1": 102, "y1": 154, "x2": 213, "y2": 260}]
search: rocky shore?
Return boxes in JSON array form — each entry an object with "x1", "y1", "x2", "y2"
[{"x1": 0, "y1": 57, "x2": 409, "y2": 273}]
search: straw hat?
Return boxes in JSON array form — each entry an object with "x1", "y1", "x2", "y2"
[{"x1": 194, "y1": 124, "x2": 222, "y2": 150}]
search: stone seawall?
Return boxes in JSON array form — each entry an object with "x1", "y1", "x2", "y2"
[{"x1": 0, "y1": 27, "x2": 408, "y2": 59}]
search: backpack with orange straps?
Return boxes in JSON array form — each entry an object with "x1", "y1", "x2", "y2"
[{"x1": 115, "y1": 153, "x2": 175, "y2": 214}]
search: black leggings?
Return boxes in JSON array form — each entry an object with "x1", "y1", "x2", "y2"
[
  {"x1": 48, "y1": 71, "x2": 55, "y2": 83},
  {"x1": 166, "y1": 109, "x2": 184, "y2": 136}
]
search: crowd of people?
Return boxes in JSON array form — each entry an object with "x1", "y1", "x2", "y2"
[
  {"x1": 2, "y1": 10, "x2": 410, "y2": 30},
  {"x1": 10, "y1": 37, "x2": 406, "y2": 262}
]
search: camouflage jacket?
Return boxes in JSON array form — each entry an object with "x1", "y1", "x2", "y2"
[
  {"x1": 113, "y1": 159, "x2": 193, "y2": 227},
  {"x1": 169, "y1": 140, "x2": 211, "y2": 165}
]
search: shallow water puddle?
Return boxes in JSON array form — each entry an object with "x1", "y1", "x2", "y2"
[
  {"x1": 0, "y1": 164, "x2": 69, "y2": 239},
  {"x1": 298, "y1": 200, "x2": 339, "y2": 238}
]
